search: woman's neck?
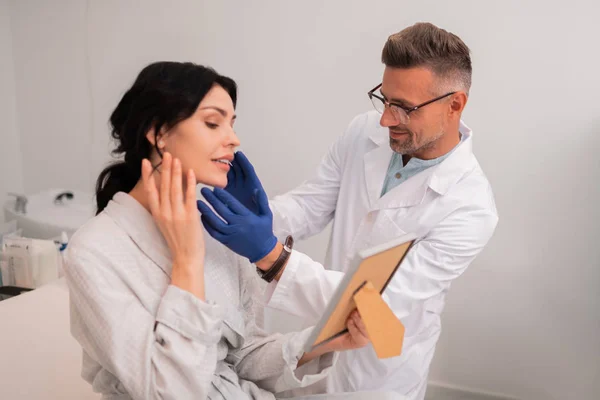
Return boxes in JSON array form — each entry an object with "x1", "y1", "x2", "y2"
[{"x1": 128, "y1": 181, "x2": 151, "y2": 213}]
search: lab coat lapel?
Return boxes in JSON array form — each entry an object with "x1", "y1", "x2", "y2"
[
  {"x1": 364, "y1": 120, "x2": 476, "y2": 211},
  {"x1": 364, "y1": 124, "x2": 428, "y2": 211},
  {"x1": 375, "y1": 169, "x2": 431, "y2": 210},
  {"x1": 427, "y1": 123, "x2": 476, "y2": 195},
  {"x1": 364, "y1": 126, "x2": 393, "y2": 208}
]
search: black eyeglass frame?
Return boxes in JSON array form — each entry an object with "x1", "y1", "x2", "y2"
[{"x1": 368, "y1": 83, "x2": 456, "y2": 119}]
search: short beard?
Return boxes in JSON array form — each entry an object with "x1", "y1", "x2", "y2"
[{"x1": 389, "y1": 128, "x2": 445, "y2": 156}]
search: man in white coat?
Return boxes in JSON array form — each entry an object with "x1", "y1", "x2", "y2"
[{"x1": 197, "y1": 22, "x2": 498, "y2": 400}]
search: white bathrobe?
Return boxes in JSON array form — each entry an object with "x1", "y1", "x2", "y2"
[{"x1": 64, "y1": 192, "x2": 336, "y2": 400}]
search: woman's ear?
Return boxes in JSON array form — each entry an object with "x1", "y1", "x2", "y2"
[{"x1": 146, "y1": 128, "x2": 166, "y2": 150}]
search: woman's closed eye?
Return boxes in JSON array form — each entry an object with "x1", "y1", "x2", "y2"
[{"x1": 205, "y1": 122, "x2": 219, "y2": 129}]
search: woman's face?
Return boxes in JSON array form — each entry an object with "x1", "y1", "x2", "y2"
[{"x1": 151, "y1": 84, "x2": 240, "y2": 188}]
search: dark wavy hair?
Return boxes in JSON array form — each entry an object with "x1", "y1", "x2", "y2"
[{"x1": 95, "y1": 61, "x2": 237, "y2": 214}]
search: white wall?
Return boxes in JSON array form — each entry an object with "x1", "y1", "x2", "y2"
[
  {"x1": 0, "y1": 0, "x2": 23, "y2": 223},
  {"x1": 5, "y1": 1, "x2": 600, "y2": 399}
]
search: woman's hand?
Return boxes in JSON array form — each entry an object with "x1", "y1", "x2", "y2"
[
  {"x1": 298, "y1": 310, "x2": 370, "y2": 366},
  {"x1": 141, "y1": 152, "x2": 206, "y2": 299}
]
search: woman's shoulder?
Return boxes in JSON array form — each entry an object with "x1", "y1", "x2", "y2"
[
  {"x1": 70, "y1": 211, "x2": 121, "y2": 244},
  {"x1": 66, "y1": 211, "x2": 132, "y2": 266}
]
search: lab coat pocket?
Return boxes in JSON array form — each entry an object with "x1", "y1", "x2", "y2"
[
  {"x1": 383, "y1": 205, "x2": 431, "y2": 239},
  {"x1": 346, "y1": 211, "x2": 407, "y2": 266},
  {"x1": 370, "y1": 330, "x2": 427, "y2": 393},
  {"x1": 368, "y1": 211, "x2": 407, "y2": 248}
]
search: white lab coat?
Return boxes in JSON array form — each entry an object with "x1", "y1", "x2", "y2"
[{"x1": 266, "y1": 111, "x2": 499, "y2": 400}]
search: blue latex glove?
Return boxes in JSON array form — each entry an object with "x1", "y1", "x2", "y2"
[
  {"x1": 223, "y1": 151, "x2": 262, "y2": 214},
  {"x1": 197, "y1": 186, "x2": 277, "y2": 263}
]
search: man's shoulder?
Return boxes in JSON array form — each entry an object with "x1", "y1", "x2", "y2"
[
  {"x1": 66, "y1": 211, "x2": 137, "y2": 269},
  {"x1": 345, "y1": 110, "x2": 382, "y2": 135},
  {"x1": 338, "y1": 110, "x2": 386, "y2": 150},
  {"x1": 448, "y1": 160, "x2": 498, "y2": 218}
]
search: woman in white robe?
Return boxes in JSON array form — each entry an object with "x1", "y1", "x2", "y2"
[{"x1": 64, "y1": 61, "x2": 369, "y2": 400}]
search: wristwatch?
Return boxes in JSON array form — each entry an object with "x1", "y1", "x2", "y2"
[{"x1": 257, "y1": 235, "x2": 294, "y2": 283}]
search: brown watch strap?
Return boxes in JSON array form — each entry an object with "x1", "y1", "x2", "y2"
[{"x1": 257, "y1": 236, "x2": 294, "y2": 283}]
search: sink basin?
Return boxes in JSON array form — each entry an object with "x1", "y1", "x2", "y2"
[{"x1": 3, "y1": 189, "x2": 95, "y2": 240}]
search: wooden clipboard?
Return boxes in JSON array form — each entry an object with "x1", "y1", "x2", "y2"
[{"x1": 303, "y1": 233, "x2": 416, "y2": 358}]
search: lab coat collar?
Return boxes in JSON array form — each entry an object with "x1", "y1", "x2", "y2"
[
  {"x1": 427, "y1": 121, "x2": 476, "y2": 196},
  {"x1": 364, "y1": 141, "x2": 395, "y2": 209},
  {"x1": 104, "y1": 192, "x2": 174, "y2": 277},
  {"x1": 368, "y1": 118, "x2": 389, "y2": 147},
  {"x1": 365, "y1": 120, "x2": 476, "y2": 210}
]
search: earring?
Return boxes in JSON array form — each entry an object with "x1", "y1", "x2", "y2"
[{"x1": 158, "y1": 140, "x2": 165, "y2": 149}]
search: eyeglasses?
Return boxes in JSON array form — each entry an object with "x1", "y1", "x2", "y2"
[{"x1": 368, "y1": 83, "x2": 455, "y2": 125}]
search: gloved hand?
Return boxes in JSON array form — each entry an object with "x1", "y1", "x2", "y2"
[
  {"x1": 197, "y1": 186, "x2": 277, "y2": 263},
  {"x1": 223, "y1": 151, "x2": 262, "y2": 214}
]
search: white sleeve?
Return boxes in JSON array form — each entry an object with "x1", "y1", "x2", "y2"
[
  {"x1": 382, "y1": 206, "x2": 498, "y2": 323},
  {"x1": 264, "y1": 249, "x2": 345, "y2": 325},
  {"x1": 270, "y1": 114, "x2": 367, "y2": 241},
  {"x1": 226, "y1": 259, "x2": 337, "y2": 393},
  {"x1": 266, "y1": 205, "x2": 497, "y2": 330}
]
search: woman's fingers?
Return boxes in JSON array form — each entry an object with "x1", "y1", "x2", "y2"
[
  {"x1": 143, "y1": 155, "x2": 197, "y2": 223},
  {"x1": 160, "y1": 152, "x2": 172, "y2": 216},
  {"x1": 142, "y1": 153, "x2": 205, "y2": 275},
  {"x1": 142, "y1": 159, "x2": 160, "y2": 216},
  {"x1": 171, "y1": 158, "x2": 183, "y2": 213},
  {"x1": 185, "y1": 168, "x2": 197, "y2": 213}
]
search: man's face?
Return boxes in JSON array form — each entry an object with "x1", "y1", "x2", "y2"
[{"x1": 379, "y1": 66, "x2": 452, "y2": 157}]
